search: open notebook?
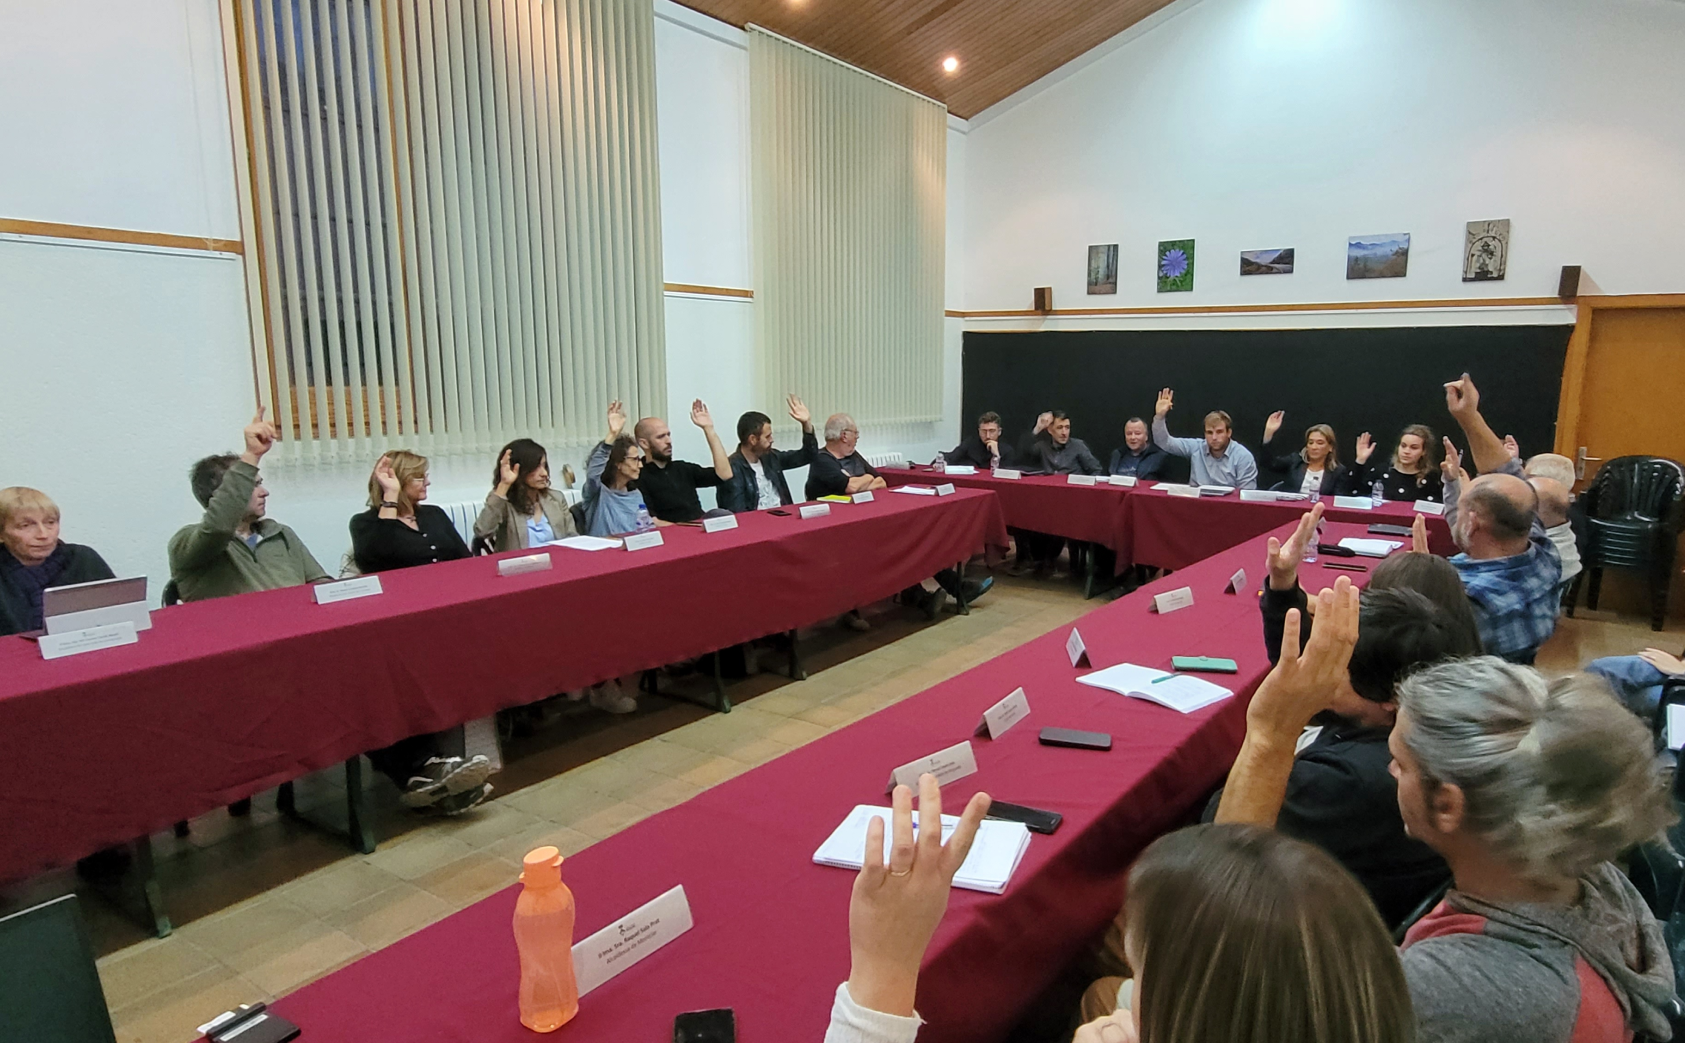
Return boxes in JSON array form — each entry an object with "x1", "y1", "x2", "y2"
[
  {"x1": 1076, "y1": 663, "x2": 1233, "y2": 714},
  {"x1": 813, "y1": 806, "x2": 1031, "y2": 894},
  {"x1": 1336, "y1": 537, "x2": 1403, "y2": 558}
]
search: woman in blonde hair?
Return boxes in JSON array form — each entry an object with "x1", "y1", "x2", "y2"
[
  {"x1": 0, "y1": 487, "x2": 115, "y2": 636},
  {"x1": 1345, "y1": 424, "x2": 1444, "y2": 502},
  {"x1": 350, "y1": 450, "x2": 469, "y2": 574},
  {"x1": 1260, "y1": 413, "x2": 1348, "y2": 497}
]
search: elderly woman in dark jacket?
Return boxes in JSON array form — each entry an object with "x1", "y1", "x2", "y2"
[{"x1": 0, "y1": 487, "x2": 115, "y2": 636}]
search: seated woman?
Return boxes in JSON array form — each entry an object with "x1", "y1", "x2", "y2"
[
  {"x1": 1261, "y1": 414, "x2": 1347, "y2": 497},
  {"x1": 348, "y1": 451, "x2": 491, "y2": 814},
  {"x1": 1587, "y1": 647, "x2": 1685, "y2": 721},
  {"x1": 474, "y1": 439, "x2": 578, "y2": 551},
  {"x1": 583, "y1": 423, "x2": 655, "y2": 538},
  {"x1": 1344, "y1": 424, "x2": 1444, "y2": 501},
  {"x1": 0, "y1": 487, "x2": 115, "y2": 636}
]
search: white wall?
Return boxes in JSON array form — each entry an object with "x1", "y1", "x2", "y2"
[{"x1": 962, "y1": 0, "x2": 1685, "y2": 329}]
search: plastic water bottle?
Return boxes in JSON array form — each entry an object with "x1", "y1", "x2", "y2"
[
  {"x1": 1306, "y1": 517, "x2": 1324, "y2": 564},
  {"x1": 1371, "y1": 479, "x2": 1385, "y2": 508},
  {"x1": 1309, "y1": 487, "x2": 1321, "y2": 505},
  {"x1": 634, "y1": 502, "x2": 653, "y2": 532},
  {"x1": 513, "y1": 846, "x2": 579, "y2": 1031},
  {"x1": 933, "y1": 455, "x2": 946, "y2": 473}
]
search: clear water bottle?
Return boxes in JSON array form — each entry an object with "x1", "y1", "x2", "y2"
[
  {"x1": 933, "y1": 455, "x2": 946, "y2": 473},
  {"x1": 1309, "y1": 487, "x2": 1321, "y2": 505},
  {"x1": 1306, "y1": 517, "x2": 1323, "y2": 563},
  {"x1": 1370, "y1": 479, "x2": 1385, "y2": 508},
  {"x1": 635, "y1": 502, "x2": 653, "y2": 532}
]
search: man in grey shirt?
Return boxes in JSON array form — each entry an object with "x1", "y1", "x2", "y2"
[
  {"x1": 1151, "y1": 388, "x2": 1258, "y2": 489},
  {"x1": 1036, "y1": 410, "x2": 1103, "y2": 475}
]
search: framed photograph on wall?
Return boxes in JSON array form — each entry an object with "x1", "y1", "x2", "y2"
[
  {"x1": 1087, "y1": 244, "x2": 1119, "y2": 294},
  {"x1": 1157, "y1": 239, "x2": 1195, "y2": 293},
  {"x1": 1464, "y1": 220, "x2": 1510, "y2": 281},
  {"x1": 1347, "y1": 234, "x2": 1410, "y2": 279},
  {"x1": 1240, "y1": 248, "x2": 1294, "y2": 275}
]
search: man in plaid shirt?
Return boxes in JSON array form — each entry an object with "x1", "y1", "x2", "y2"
[{"x1": 1441, "y1": 374, "x2": 1562, "y2": 663}]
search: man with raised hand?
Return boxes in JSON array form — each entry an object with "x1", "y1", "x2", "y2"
[
  {"x1": 1151, "y1": 387, "x2": 1258, "y2": 489},
  {"x1": 718, "y1": 394, "x2": 818, "y2": 513},
  {"x1": 633, "y1": 399, "x2": 735, "y2": 523}
]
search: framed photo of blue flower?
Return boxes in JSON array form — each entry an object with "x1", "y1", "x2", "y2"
[{"x1": 1157, "y1": 239, "x2": 1195, "y2": 293}]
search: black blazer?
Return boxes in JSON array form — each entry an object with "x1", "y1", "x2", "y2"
[
  {"x1": 942, "y1": 435, "x2": 1015, "y2": 470},
  {"x1": 1265, "y1": 451, "x2": 1347, "y2": 496},
  {"x1": 718, "y1": 429, "x2": 819, "y2": 512},
  {"x1": 350, "y1": 505, "x2": 470, "y2": 573},
  {"x1": 0, "y1": 543, "x2": 116, "y2": 636}
]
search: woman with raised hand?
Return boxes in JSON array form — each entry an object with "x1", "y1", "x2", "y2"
[
  {"x1": 1343, "y1": 424, "x2": 1444, "y2": 502},
  {"x1": 0, "y1": 487, "x2": 116, "y2": 636},
  {"x1": 475, "y1": 438, "x2": 578, "y2": 552},
  {"x1": 582, "y1": 400, "x2": 656, "y2": 538},
  {"x1": 1261, "y1": 412, "x2": 1347, "y2": 497}
]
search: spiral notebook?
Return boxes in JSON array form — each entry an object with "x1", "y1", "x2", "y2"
[
  {"x1": 1076, "y1": 663, "x2": 1233, "y2": 714},
  {"x1": 813, "y1": 805, "x2": 1031, "y2": 894}
]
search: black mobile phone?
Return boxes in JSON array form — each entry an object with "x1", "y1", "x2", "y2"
[
  {"x1": 1315, "y1": 543, "x2": 1357, "y2": 556},
  {"x1": 767, "y1": 509, "x2": 792, "y2": 516},
  {"x1": 674, "y1": 1008, "x2": 736, "y2": 1043},
  {"x1": 1038, "y1": 727, "x2": 1112, "y2": 751},
  {"x1": 986, "y1": 800, "x2": 1063, "y2": 835},
  {"x1": 1368, "y1": 523, "x2": 1413, "y2": 537}
]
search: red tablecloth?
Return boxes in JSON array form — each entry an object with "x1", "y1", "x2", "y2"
[
  {"x1": 881, "y1": 469, "x2": 1133, "y2": 571},
  {"x1": 1125, "y1": 487, "x2": 1455, "y2": 569},
  {"x1": 273, "y1": 521, "x2": 1381, "y2": 1043},
  {"x1": 0, "y1": 491, "x2": 1008, "y2": 885}
]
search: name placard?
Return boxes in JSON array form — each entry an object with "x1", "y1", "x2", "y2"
[
  {"x1": 1669, "y1": 705, "x2": 1685, "y2": 752},
  {"x1": 703, "y1": 513, "x2": 739, "y2": 533},
  {"x1": 1412, "y1": 500, "x2": 1445, "y2": 516},
  {"x1": 886, "y1": 741, "x2": 979, "y2": 792},
  {"x1": 799, "y1": 503, "x2": 831, "y2": 519},
  {"x1": 943, "y1": 465, "x2": 977, "y2": 475},
  {"x1": 572, "y1": 885, "x2": 694, "y2": 997},
  {"x1": 1152, "y1": 586, "x2": 1196, "y2": 614},
  {"x1": 1238, "y1": 489, "x2": 1279, "y2": 502},
  {"x1": 1332, "y1": 495, "x2": 1374, "y2": 510},
  {"x1": 1107, "y1": 475, "x2": 1137, "y2": 487},
  {"x1": 974, "y1": 687, "x2": 1031, "y2": 740},
  {"x1": 313, "y1": 575, "x2": 384, "y2": 605},
  {"x1": 935, "y1": 483, "x2": 957, "y2": 496},
  {"x1": 1226, "y1": 567, "x2": 1248, "y2": 594},
  {"x1": 39, "y1": 621, "x2": 138, "y2": 661},
  {"x1": 624, "y1": 530, "x2": 665, "y2": 551},
  {"x1": 1066, "y1": 627, "x2": 1090, "y2": 668},
  {"x1": 851, "y1": 490, "x2": 876, "y2": 504},
  {"x1": 993, "y1": 468, "x2": 1022, "y2": 480},
  {"x1": 497, "y1": 553, "x2": 552, "y2": 577},
  {"x1": 1067, "y1": 474, "x2": 1098, "y2": 486},
  {"x1": 1165, "y1": 484, "x2": 1200, "y2": 498}
]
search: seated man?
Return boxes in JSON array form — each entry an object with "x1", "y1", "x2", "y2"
[
  {"x1": 717, "y1": 395, "x2": 817, "y2": 512},
  {"x1": 943, "y1": 411, "x2": 1014, "y2": 470},
  {"x1": 1014, "y1": 411, "x2": 1055, "y2": 467},
  {"x1": 1010, "y1": 410, "x2": 1101, "y2": 577},
  {"x1": 1151, "y1": 388, "x2": 1258, "y2": 489},
  {"x1": 1035, "y1": 410, "x2": 1103, "y2": 476},
  {"x1": 632, "y1": 399, "x2": 734, "y2": 523},
  {"x1": 1441, "y1": 375, "x2": 1562, "y2": 663},
  {"x1": 1107, "y1": 416, "x2": 1169, "y2": 480},
  {"x1": 1512, "y1": 446, "x2": 1582, "y2": 588},
  {"x1": 1215, "y1": 590, "x2": 1677, "y2": 1043}
]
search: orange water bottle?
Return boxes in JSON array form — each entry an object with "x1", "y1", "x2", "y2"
[{"x1": 513, "y1": 846, "x2": 580, "y2": 1031}]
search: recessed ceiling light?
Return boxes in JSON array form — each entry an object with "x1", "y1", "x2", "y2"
[{"x1": 942, "y1": 56, "x2": 959, "y2": 74}]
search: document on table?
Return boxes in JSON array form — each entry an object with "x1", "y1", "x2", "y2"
[
  {"x1": 1336, "y1": 537, "x2": 1403, "y2": 558},
  {"x1": 892, "y1": 485, "x2": 938, "y2": 496},
  {"x1": 813, "y1": 805, "x2": 1031, "y2": 894},
  {"x1": 1076, "y1": 663, "x2": 1233, "y2": 714},
  {"x1": 547, "y1": 535, "x2": 622, "y2": 551}
]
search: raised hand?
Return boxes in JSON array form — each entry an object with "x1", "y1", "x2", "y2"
[
  {"x1": 605, "y1": 399, "x2": 627, "y2": 441},
  {"x1": 1266, "y1": 502, "x2": 1324, "y2": 590},
  {"x1": 847, "y1": 773, "x2": 991, "y2": 1019},
  {"x1": 1443, "y1": 372, "x2": 1480, "y2": 420},
  {"x1": 373, "y1": 455, "x2": 401, "y2": 498},
  {"x1": 496, "y1": 448, "x2": 519, "y2": 494},
  {"x1": 690, "y1": 398, "x2": 714, "y2": 430},
  {"x1": 1033, "y1": 411, "x2": 1053, "y2": 435},
  {"x1": 242, "y1": 407, "x2": 278, "y2": 464},
  {"x1": 1411, "y1": 513, "x2": 1430, "y2": 554},
  {"x1": 1264, "y1": 410, "x2": 1286, "y2": 442},
  {"x1": 1246, "y1": 578, "x2": 1360, "y2": 741},
  {"x1": 1155, "y1": 388, "x2": 1174, "y2": 417},
  {"x1": 1440, "y1": 437, "x2": 1464, "y2": 483},
  {"x1": 786, "y1": 393, "x2": 811, "y2": 427},
  {"x1": 1355, "y1": 431, "x2": 1375, "y2": 464},
  {"x1": 1504, "y1": 434, "x2": 1520, "y2": 459}
]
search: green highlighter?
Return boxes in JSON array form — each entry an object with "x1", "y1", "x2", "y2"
[{"x1": 1171, "y1": 655, "x2": 1239, "y2": 674}]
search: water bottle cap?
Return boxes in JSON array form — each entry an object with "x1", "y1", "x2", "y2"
[{"x1": 524, "y1": 846, "x2": 563, "y2": 869}]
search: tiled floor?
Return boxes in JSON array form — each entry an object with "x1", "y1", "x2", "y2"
[{"x1": 19, "y1": 569, "x2": 1683, "y2": 1043}]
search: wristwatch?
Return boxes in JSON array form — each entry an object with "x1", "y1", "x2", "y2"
[{"x1": 380, "y1": 501, "x2": 399, "y2": 509}]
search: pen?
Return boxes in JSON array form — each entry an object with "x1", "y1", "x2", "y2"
[
  {"x1": 1324, "y1": 562, "x2": 1368, "y2": 573},
  {"x1": 1151, "y1": 674, "x2": 1174, "y2": 683}
]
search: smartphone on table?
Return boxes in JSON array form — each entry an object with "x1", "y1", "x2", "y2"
[{"x1": 675, "y1": 1008, "x2": 736, "y2": 1043}]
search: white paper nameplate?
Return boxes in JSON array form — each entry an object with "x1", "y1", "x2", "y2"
[
  {"x1": 624, "y1": 530, "x2": 665, "y2": 551},
  {"x1": 993, "y1": 468, "x2": 1022, "y2": 480},
  {"x1": 1165, "y1": 484, "x2": 1201, "y2": 498},
  {"x1": 45, "y1": 600, "x2": 152, "y2": 635},
  {"x1": 313, "y1": 575, "x2": 384, "y2": 605},
  {"x1": 935, "y1": 483, "x2": 957, "y2": 496},
  {"x1": 799, "y1": 503, "x2": 831, "y2": 519},
  {"x1": 1332, "y1": 495, "x2": 1374, "y2": 510},
  {"x1": 702, "y1": 513, "x2": 739, "y2": 533},
  {"x1": 38, "y1": 621, "x2": 138, "y2": 660},
  {"x1": 571, "y1": 885, "x2": 694, "y2": 998},
  {"x1": 974, "y1": 687, "x2": 1031, "y2": 740},
  {"x1": 1151, "y1": 586, "x2": 1196, "y2": 614},
  {"x1": 852, "y1": 490, "x2": 876, "y2": 504},
  {"x1": 1239, "y1": 489, "x2": 1280, "y2": 502},
  {"x1": 1107, "y1": 475, "x2": 1137, "y2": 487},
  {"x1": 1226, "y1": 567, "x2": 1248, "y2": 594},
  {"x1": 1412, "y1": 500, "x2": 1445, "y2": 516},
  {"x1": 1668, "y1": 706, "x2": 1685, "y2": 752},
  {"x1": 1066, "y1": 627, "x2": 1090, "y2": 667},
  {"x1": 886, "y1": 741, "x2": 979, "y2": 792},
  {"x1": 944, "y1": 465, "x2": 977, "y2": 475},
  {"x1": 498, "y1": 553, "x2": 552, "y2": 577},
  {"x1": 1066, "y1": 473, "x2": 1098, "y2": 486}
]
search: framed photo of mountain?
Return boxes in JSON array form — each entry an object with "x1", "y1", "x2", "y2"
[
  {"x1": 1347, "y1": 234, "x2": 1409, "y2": 280},
  {"x1": 1464, "y1": 220, "x2": 1510, "y2": 282},
  {"x1": 1240, "y1": 248, "x2": 1294, "y2": 275}
]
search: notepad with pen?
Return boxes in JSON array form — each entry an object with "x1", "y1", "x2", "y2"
[{"x1": 1075, "y1": 663, "x2": 1234, "y2": 714}]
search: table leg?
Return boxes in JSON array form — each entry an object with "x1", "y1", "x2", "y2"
[
  {"x1": 1084, "y1": 546, "x2": 1098, "y2": 600},
  {"x1": 647, "y1": 654, "x2": 733, "y2": 714},
  {"x1": 954, "y1": 561, "x2": 971, "y2": 616},
  {"x1": 81, "y1": 836, "x2": 173, "y2": 938},
  {"x1": 277, "y1": 760, "x2": 378, "y2": 854},
  {"x1": 134, "y1": 834, "x2": 173, "y2": 938},
  {"x1": 786, "y1": 629, "x2": 807, "y2": 681}
]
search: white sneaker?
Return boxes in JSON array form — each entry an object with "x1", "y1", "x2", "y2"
[
  {"x1": 399, "y1": 755, "x2": 493, "y2": 807},
  {"x1": 589, "y1": 682, "x2": 638, "y2": 715}
]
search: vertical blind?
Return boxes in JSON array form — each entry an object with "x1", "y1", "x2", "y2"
[
  {"x1": 747, "y1": 27, "x2": 946, "y2": 430},
  {"x1": 235, "y1": 0, "x2": 665, "y2": 463}
]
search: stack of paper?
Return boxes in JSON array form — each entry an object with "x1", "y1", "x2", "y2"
[
  {"x1": 1076, "y1": 663, "x2": 1233, "y2": 714},
  {"x1": 1336, "y1": 537, "x2": 1403, "y2": 558},
  {"x1": 943, "y1": 465, "x2": 977, "y2": 475},
  {"x1": 813, "y1": 806, "x2": 1031, "y2": 894},
  {"x1": 1152, "y1": 481, "x2": 1188, "y2": 491},
  {"x1": 892, "y1": 485, "x2": 938, "y2": 496},
  {"x1": 547, "y1": 535, "x2": 621, "y2": 551}
]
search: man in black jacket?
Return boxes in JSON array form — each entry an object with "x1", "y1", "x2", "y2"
[
  {"x1": 942, "y1": 412, "x2": 1013, "y2": 470},
  {"x1": 1107, "y1": 417, "x2": 1170, "y2": 479},
  {"x1": 717, "y1": 395, "x2": 817, "y2": 512}
]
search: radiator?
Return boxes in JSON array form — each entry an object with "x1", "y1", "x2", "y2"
[{"x1": 866, "y1": 451, "x2": 905, "y2": 468}]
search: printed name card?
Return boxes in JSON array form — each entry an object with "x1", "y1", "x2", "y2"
[
  {"x1": 703, "y1": 513, "x2": 739, "y2": 533},
  {"x1": 1151, "y1": 586, "x2": 1196, "y2": 614},
  {"x1": 935, "y1": 483, "x2": 957, "y2": 496},
  {"x1": 38, "y1": 621, "x2": 138, "y2": 661},
  {"x1": 1165, "y1": 484, "x2": 1201, "y2": 498},
  {"x1": 1107, "y1": 475, "x2": 1137, "y2": 487},
  {"x1": 974, "y1": 687, "x2": 1031, "y2": 740},
  {"x1": 1226, "y1": 567, "x2": 1248, "y2": 594},
  {"x1": 944, "y1": 465, "x2": 977, "y2": 475},
  {"x1": 852, "y1": 490, "x2": 876, "y2": 504},
  {"x1": 1238, "y1": 489, "x2": 1279, "y2": 502},
  {"x1": 1332, "y1": 495, "x2": 1374, "y2": 510},
  {"x1": 572, "y1": 885, "x2": 694, "y2": 997},
  {"x1": 1066, "y1": 627, "x2": 1090, "y2": 667},
  {"x1": 624, "y1": 530, "x2": 665, "y2": 551},
  {"x1": 799, "y1": 503, "x2": 832, "y2": 519},
  {"x1": 993, "y1": 468, "x2": 1022, "y2": 480},
  {"x1": 1412, "y1": 500, "x2": 1445, "y2": 516},
  {"x1": 1066, "y1": 474, "x2": 1098, "y2": 486},
  {"x1": 313, "y1": 575, "x2": 384, "y2": 605},
  {"x1": 886, "y1": 741, "x2": 979, "y2": 792},
  {"x1": 497, "y1": 553, "x2": 552, "y2": 577}
]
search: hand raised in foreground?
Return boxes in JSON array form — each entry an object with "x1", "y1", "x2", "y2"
[
  {"x1": 1265, "y1": 502, "x2": 1324, "y2": 591},
  {"x1": 1033, "y1": 411, "x2": 1053, "y2": 435},
  {"x1": 847, "y1": 773, "x2": 991, "y2": 1019},
  {"x1": 1354, "y1": 431, "x2": 1375, "y2": 465},
  {"x1": 1411, "y1": 513, "x2": 1430, "y2": 554},
  {"x1": 787, "y1": 393, "x2": 812, "y2": 427},
  {"x1": 1074, "y1": 1011, "x2": 1139, "y2": 1043},
  {"x1": 1504, "y1": 434, "x2": 1520, "y2": 459},
  {"x1": 1154, "y1": 388, "x2": 1174, "y2": 418},
  {"x1": 690, "y1": 398, "x2": 714, "y2": 430},
  {"x1": 1245, "y1": 578, "x2": 1360, "y2": 744},
  {"x1": 1440, "y1": 438, "x2": 1467, "y2": 485},
  {"x1": 1443, "y1": 372, "x2": 1480, "y2": 420},
  {"x1": 242, "y1": 407, "x2": 279, "y2": 464}
]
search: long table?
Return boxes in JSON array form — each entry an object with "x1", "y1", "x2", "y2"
[
  {"x1": 880, "y1": 470, "x2": 1133, "y2": 569},
  {"x1": 0, "y1": 490, "x2": 1009, "y2": 887},
  {"x1": 274, "y1": 520, "x2": 1381, "y2": 1043}
]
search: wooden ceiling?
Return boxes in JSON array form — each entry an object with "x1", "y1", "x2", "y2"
[{"x1": 672, "y1": 0, "x2": 1179, "y2": 120}]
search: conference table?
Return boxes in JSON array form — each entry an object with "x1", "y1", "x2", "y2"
[
  {"x1": 0, "y1": 489, "x2": 1009, "y2": 893},
  {"x1": 274, "y1": 518, "x2": 1384, "y2": 1043}
]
